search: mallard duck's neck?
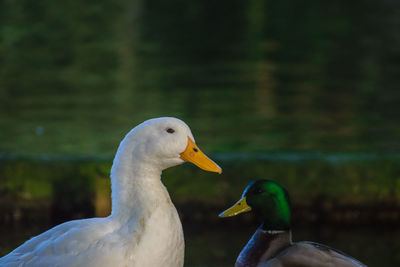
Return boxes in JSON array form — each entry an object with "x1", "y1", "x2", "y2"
[
  {"x1": 236, "y1": 227, "x2": 292, "y2": 267},
  {"x1": 254, "y1": 193, "x2": 291, "y2": 231}
]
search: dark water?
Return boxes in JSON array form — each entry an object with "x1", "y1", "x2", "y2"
[
  {"x1": 1, "y1": 159, "x2": 400, "y2": 266},
  {"x1": 1, "y1": 220, "x2": 399, "y2": 267},
  {"x1": 1, "y1": 0, "x2": 400, "y2": 156},
  {"x1": 184, "y1": 223, "x2": 400, "y2": 267},
  {"x1": 1, "y1": 0, "x2": 400, "y2": 266}
]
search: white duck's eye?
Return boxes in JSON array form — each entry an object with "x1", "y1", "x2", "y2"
[{"x1": 166, "y1": 128, "x2": 175, "y2": 134}]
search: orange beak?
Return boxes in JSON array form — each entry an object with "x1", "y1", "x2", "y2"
[{"x1": 180, "y1": 137, "x2": 222, "y2": 174}]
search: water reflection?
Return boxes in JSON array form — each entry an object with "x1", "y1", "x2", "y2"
[
  {"x1": 1, "y1": 220, "x2": 399, "y2": 266},
  {"x1": 184, "y1": 223, "x2": 400, "y2": 267},
  {"x1": 1, "y1": 0, "x2": 400, "y2": 266},
  {"x1": 1, "y1": 0, "x2": 399, "y2": 155}
]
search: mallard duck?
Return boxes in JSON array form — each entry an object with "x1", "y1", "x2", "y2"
[
  {"x1": 219, "y1": 180, "x2": 367, "y2": 267},
  {"x1": 0, "y1": 117, "x2": 222, "y2": 267}
]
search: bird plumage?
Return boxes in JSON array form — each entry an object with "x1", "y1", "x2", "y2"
[
  {"x1": 220, "y1": 179, "x2": 367, "y2": 267},
  {"x1": 1, "y1": 117, "x2": 221, "y2": 267},
  {"x1": 236, "y1": 228, "x2": 366, "y2": 267}
]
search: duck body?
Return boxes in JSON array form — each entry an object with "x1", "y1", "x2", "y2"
[
  {"x1": 219, "y1": 180, "x2": 367, "y2": 267},
  {"x1": 2, "y1": 180, "x2": 183, "y2": 267},
  {"x1": 236, "y1": 228, "x2": 366, "y2": 267},
  {"x1": 0, "y1": 117, "x2": 221, "y2": 267}
]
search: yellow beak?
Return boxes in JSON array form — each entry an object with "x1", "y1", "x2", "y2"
[
  {"x1": 219, "y1": 196, "x2": 252, "y2": 217},
  {"x1": 180, "y1": 137, "x2": 222, "y2": 174}
]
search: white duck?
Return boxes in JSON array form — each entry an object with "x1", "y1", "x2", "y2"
[{"x1": 0, "y1": 117, "x2": 222, "y2": 267}]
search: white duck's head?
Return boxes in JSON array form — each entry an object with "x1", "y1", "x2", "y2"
[{"x1": 113, "y1": 117, "x2": 222, "y2": 174}]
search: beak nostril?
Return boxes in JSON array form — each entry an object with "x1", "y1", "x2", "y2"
[{"x1": 180, "y1": 136, "x2": 221, "y2": 174}]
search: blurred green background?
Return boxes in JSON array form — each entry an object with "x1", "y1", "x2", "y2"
[{"x1": 1, "y1": 0, "x2": 400, "y2": 266}]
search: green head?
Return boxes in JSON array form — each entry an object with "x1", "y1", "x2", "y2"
[{"x1": 219, "y1": 180, "x2": 291, "y2": 230}]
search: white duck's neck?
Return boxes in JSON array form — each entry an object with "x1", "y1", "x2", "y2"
[{"x1": 109, "y1": 141, "x2": 170, "y2": 220}]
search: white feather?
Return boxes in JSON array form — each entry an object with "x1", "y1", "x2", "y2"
[{"x1": 0, "y1": 117, "x2": 197, "y2": 267}]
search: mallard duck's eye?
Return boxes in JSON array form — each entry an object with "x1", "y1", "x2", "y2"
[
  {"x1": 254, "y1": 189, "x2": 263, "y2": 194},
  {"x1": 166, "y1": 128, "x2": 175, "y2": 134}
]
